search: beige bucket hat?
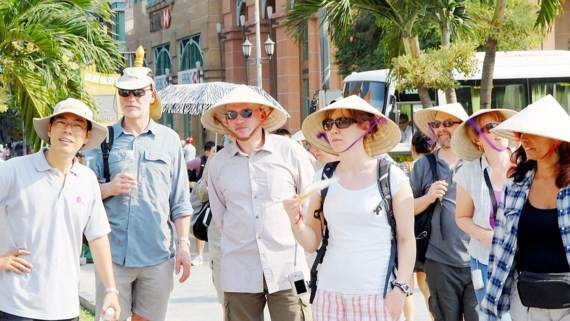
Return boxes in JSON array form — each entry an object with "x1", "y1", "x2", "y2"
[
  {"x1": 451, "y1": 108, "x2": 517, "y2": 161},
  {"x1": 491, "y1": 94, "x2": 570, "y2": 142},
  {"x1": 301, "y1": 95, "x2": 400, "y2": 156},
  {"x1": 115, "y1": 67, "x2": 162, "y2": 120},
  {"x1": 33, "y1": 98, "x2": 108, "y2": 151},
  {"x1": 200, "y1": 85, "x2": 289, "y2": 135},
  {"x1": 414, "y1": 103, "x2": 469, "y2": 139}
]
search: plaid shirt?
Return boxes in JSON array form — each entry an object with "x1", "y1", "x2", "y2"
[{"x1": 480, "y1": 169, "x2": 570, "y2": 320}]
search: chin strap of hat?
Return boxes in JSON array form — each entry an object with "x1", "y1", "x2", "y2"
[
  {"x1": 213, "y1": 108, "x2": 274, "y2": 141},
  {"x1": 539, "y1": 140, "x2": 562, "y2": 160},
  {"x1": 467, "y1": 118, "x2": 508, "y2": 153}
]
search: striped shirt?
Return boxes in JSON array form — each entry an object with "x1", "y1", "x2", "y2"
[
  {"x1": 207, "y1": 132, "x2": 315, "y2": 294},
  {"x1": 480, "y1": 169, "x2": 570, "y2": 320}
]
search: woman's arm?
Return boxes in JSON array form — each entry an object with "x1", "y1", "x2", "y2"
[
  {"x1": 456, "y1": 185, "x2": 492, "y2": 248},
  {"x1": 283, "y1": 193, "x2": 323, "y2": 253}
]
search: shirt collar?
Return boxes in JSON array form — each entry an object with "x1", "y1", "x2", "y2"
[
  {"x1": 227, "y1": 129, "x2": 274, "y2": 156},
  {"x1": 33, "y1": 148, "x2": 81, "y2": 176},
  {"x1": 117, "y1": 117, "x2": 158, "y2": 137}
]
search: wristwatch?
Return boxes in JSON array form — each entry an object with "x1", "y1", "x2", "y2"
[
  {"x1": 392, "y1": 281, "x2": 412, "y2": 296},
  {"x1": 178, "y1": 237, "x2": 191, "y2": 248},
  {"x1": 104, "y1": 287, "x2": 120, "y2": 296}
]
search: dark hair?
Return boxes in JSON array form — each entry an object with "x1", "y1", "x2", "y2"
[
  {"x1": 400, "y1": 114, "x2": 409, "y2": 122},
  {"x1": 411, "y1": 131, "x2": 435, "y2": 154},
  {"x1": 273, "y1": 128, "x2": 292, "y2": 137},
  {"x1": 204, "y1": 141, "x2": 216, "y2": 152},
  {"x1": 508, "y1": 141, "x2": 570, "y2": 188}
]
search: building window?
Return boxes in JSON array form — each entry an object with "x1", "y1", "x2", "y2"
[
  {"x1": 303, "y1": 78, "x2": 310, "y2": 117},
  {"x1": 178, "y1": 36, "x2": 203, "y2": 71},
  {"x1": 154, "y1": 44, "x2": 172, "y2": 76},
  {"x1": 237, "y1": 0, "x2": 248, "y2": 25},
  {"x1": 302, "y1": 23, "x2": 309, "y2": 60},
  {"x1": 111, "y1": 1, "x2": 125, "y2": 42}
]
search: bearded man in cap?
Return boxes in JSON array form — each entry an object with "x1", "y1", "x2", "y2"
[
  {"x1": 202, "y1": 85, "x2": 314, "y2": 321},
  {"x1": 0, "y1": 98, "x2": 120, "y2": 321},
  {"x1": 84, "y1": 67, "x2": 192, "y2": 321}
]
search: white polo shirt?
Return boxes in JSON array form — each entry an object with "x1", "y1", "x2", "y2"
[{"x1": 0, "y1": 149, "x2": 110, "y2": 319}]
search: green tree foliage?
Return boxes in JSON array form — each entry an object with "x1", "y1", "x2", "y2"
[{"x1": 0, "y1": 0, "x2": 122, "y2": 149}]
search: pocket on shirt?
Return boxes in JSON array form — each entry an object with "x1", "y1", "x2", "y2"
[{"x1": 144, "y1": 150, "x2": 172, "y2": 184}]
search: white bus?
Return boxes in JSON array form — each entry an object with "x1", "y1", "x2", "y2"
[{"x1": 342, "y1": 50, "x2": 570, "y2": 154}]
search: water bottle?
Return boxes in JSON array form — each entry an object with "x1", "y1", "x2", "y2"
[
  {"x1": 99, "y1": 307, "x2": 115, "y2": 321},
  {"x1": 123, "y1": 150, "x2": 136, "y2": 175}
]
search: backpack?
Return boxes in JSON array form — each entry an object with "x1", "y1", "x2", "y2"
[
  {"x1": 101, "y1": 126, "x2": 115, "y2": 183},
  {"x1": 414, "y1": 153, "x2": 439, "y2": 269},
  {"x1": 309, "y1": 159, "x2": 396, "y2": 303}
]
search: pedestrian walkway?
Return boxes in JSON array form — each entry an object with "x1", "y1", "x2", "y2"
[{"x1": 79, "y1": 241, "x2": 431, "y2": 320}]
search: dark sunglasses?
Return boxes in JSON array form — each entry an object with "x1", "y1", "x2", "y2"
[
  {"x1": 429, "y1": 120, "x2": 462, "y2": 129},
  {"x1": 225, "y1": 109, "x2": 255, "y2": 120},
  {"x1": 322, "y1": 117, "x2": 357, "y2": 131},
  {"x1": 480, "y1": 122, "x2": 500, "y2": 134},
  {"x1": 118, "y1": 88, "x2": 151, "y2": 97}
]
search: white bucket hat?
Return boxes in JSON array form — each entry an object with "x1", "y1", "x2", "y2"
[
  {"x1": 491, "y1": 94, "x2": 570, "y2": 142},
  {"x1": 201, "y1": 85, "x2": 289, "y2": 135},
  {"x1": 302, "y1": 95, "x2": 400, "y2": 156},
  {"x1": 33, "y1": 98, "x2": 108, "y2": 151},
  {"x1": 115, "y1": 67, "x2": 162, "y2": 120},
  {"x1": 414, "y1": 103, "x2": 469, "y2": 139},
  {"x1": 451, "y1": 109, "x2": 517, "y2": 161}
]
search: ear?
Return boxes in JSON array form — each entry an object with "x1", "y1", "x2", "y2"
[
  {"x1": 359, "y1": 119, "x2": 371, "y2": 131},
  {"x1": 259, "y1": 109, "x2": 268, "y2": 121}
]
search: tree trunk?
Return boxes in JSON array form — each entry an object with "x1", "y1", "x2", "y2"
[
  {"x1": 440, "y1": 21, "x2": 456, "y2": 104},
  {"x1": 445, "y1": 88, "x2": 457, "y2": 104},
  {"x1": 480, "y1": 38, "x2": 497, "y2": 109},
  {"x1": 404, "y1": 36, "x2": 433, "y2": 108}
]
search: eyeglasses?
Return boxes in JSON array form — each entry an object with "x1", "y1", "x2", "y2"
[
  {"x1": 322, "y1": 117, "x2": 357, "y2": 131},
  {"x1": 118, "y1": 88, "x2": 151, "y2": 98},
  {"x1": 51, "y1": 119, "x2": 88, "y2": 132},
  {"x1": 428, "y1": 120, "x2": 462, "y2": 129},
  {"x1": 480, "y1": 122, "x2": 500, "y2": 134},
  {"x1": 225, "y1": 109, "x2": 256, "y2": 120}
]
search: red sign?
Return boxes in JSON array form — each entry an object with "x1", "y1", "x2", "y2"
[{"x1": 161, "y1": 8, "x2": 171, "y2": 29}]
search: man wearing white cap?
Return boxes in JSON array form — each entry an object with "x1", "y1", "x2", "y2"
[
  {"x1": 84, "y1": 67, "x2": 192, "y2": 321},
  {"x1": 410, "y1": 103, "x2": 478, "y2": 321},
  {"x1": 0, "y1": 98, "x2": 120, "y2": 320},
  {"x1": 202, "y1": 85, "x2": 314, "y2": 320}
]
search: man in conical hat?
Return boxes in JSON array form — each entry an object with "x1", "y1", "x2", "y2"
[
  {"x1": 410, "y1": 103, "x2": 478, "y2": 321},
  {"x1": 201, "y1": 85, "x2": 314, "y2": 320}
]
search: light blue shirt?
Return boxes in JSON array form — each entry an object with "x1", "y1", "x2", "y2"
[{"x1": 84, "y1": 119, "x2": 192, "y2": 267}]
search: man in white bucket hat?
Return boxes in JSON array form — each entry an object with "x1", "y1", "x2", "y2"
[
  {"x1": 0, "y1": 98, "x2": 120, "y2": 320},
  {"x1": 410, "y1": 103, "x2": 479, "y2": 321},
  {"x1": 84, "y1": 67, "x2": 192, "y2": 321},
  {"x1": 202, "y1": 85, "x2": 314, "y2": 321}
]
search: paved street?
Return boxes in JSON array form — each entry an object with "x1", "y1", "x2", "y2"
[{"x1": 80, "y1": 238, "x2": 431, "y2": 320}]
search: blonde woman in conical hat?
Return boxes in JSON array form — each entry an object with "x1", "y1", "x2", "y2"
[
  {"x1": 451, "y1": 108, "x2": 516, "y2": 305},
  {"x1": 283, "y1": 95, "x2": 415, "y2": 321},
  {"x1": 480, "y1": 95, "x2": 570, "y2": 321}
]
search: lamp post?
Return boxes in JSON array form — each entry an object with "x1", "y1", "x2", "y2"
[
  {"x1": 165, "y1": 68, "x2": 172, "y2": 86},
  {"x1": 195, "y1": 61, "x2": 204, "y2": 83},
  {"x1": 240, "y1": 15, "x2": 250, "y2": 85},
  {"x1": 216, "y1": 23, "x2": 227, "y2": 82},
  {"x1": 267, "y1": 6, "x2": 278, "y2": 98}
]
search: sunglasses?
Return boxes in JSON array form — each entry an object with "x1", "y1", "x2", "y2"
[
  {"x1": 118, "y1": 88, "x2": 151, "y2": 97},
  {"x1": 225, "y1": 109, "x2": 255, "y2": 120},
  {"x1": 428, "y1": 120, "x2": 462, "y2": 129},
  {"x1": 480, "y1": 122, "x2": 500, "y2": 134},
  {"x1": 322, "y1": 117, "x2": 357, "y2": 131}
]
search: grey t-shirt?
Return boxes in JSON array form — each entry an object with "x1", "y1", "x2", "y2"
[{"x1": 410, "y1": 150, "x2": 470, "y2": 268}]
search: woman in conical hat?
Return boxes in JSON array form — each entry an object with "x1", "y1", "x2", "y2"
[
  {"x1": 480, "y1": 95, "x2": 570, "y2": 320},
  {"x1": 283, "y1": 95, "x2": 415, "y2": 321},
  {"x1": 450, "y1": 108, "x2": 516, "y2": 305}
]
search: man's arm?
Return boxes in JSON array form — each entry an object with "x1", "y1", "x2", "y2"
[
  {"x1": 99, "y1": 173, "x2": 138, "y2": 200},
  {"x1": 174, "y1": 216, "x2": 192, "y2": 283},
  {"x1": 89, "y1": 236, "x2": 121, "y2": 320}
]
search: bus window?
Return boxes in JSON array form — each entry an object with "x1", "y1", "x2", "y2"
[
  {"x1": 343, "y1": 81, "x2": 387, "y2": 112},
  {"x1": 530, "y1": 80, "x2": 570, "y2": 113}
]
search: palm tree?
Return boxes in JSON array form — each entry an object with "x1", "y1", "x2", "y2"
[
  {"x1": 478, "y1": 0, "x2": 564, "y2": 109},
  {"x1": 285, "y1": 0, "x2": 436, "y2": 107},
  {"x1": 0, "y1": 0, "x2": 122, "y2": 148}
]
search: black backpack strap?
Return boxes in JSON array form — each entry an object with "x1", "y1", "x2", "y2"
[
  {"x1": 101, "y1": 125, "x2": 114, "y2": 183},
  {"x1": 426, "y1": 153, "x2": 438, "y2": 182},
  {"x1": 377, "y1": 159, "x2": 396, "y2": 298},
  {"x1": 309, "y1": 160, "x2": 339, "y2": 304}
]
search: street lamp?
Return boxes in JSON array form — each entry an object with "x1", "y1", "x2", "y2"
[
  {"x1": 267, "y1": 6, "x2": 278, "y2": 98},
  {"x1": 242, "y1": 37, "x2": 252, "y2": 85},
  {"x1": 165, "y1": 67, "x2": 172, "y2": 86},
  {"x1": 216, "y1": 22, "x2": 227, "y2": 81},
  {"x1": 195, "y1": 61, "x2": 204, "y2": 83}
]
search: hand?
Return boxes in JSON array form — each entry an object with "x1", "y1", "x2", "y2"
[
  {"x1": 383, "y1": 288, "x2": 406, "y2": 321},
  {"x1": 283, "y1": 196, "x2": 302, "y2": 224},
  {"x1": 0, "y1": 249, "x2": 32, "y2": 274},
  {"x1": 427, "y1": 180, "x2": 448, "y2": 203},
  {"x1": 109, "y1": 173, "x2": 138, "y2": 196},
  {"x1": 175, "y1": 244, "x2": 191, "y2": 283},
  {"x1": 101, "y1": 292, "x2": 121, "y2": 321}
]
